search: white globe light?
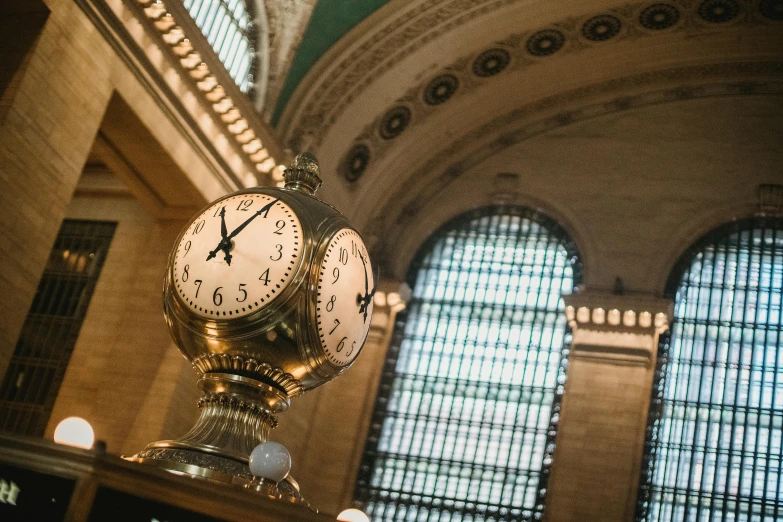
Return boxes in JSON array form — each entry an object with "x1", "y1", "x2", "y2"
[
  {"x1": 248, "y1": 441, "x2": 291, "y2": 482},
  {"x1": 337, "y1": 508, "x2": 370, "y2": 522},
  {"x1": 53, "y1": 417, "x2": 95, "y2": 449}
]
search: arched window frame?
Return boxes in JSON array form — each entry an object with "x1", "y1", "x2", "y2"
[
  {"x1": 637, "y1": 216, "x2": 783, "y2": 521},
  {"x1": 354, "y1": 205, "x2": 583, "y2": 521}
]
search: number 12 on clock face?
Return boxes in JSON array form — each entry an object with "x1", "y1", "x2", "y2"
[{"x1": 316, "y1": 229, "x2": 374, "y2": 367}]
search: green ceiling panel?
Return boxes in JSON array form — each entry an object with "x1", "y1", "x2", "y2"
[{"x1": 273, "y1": 0, "x2": 390, "y2": 125}]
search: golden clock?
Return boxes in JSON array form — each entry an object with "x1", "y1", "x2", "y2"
[{"x1": 131, "y1": 153, "x2": 375, "y2": 505}]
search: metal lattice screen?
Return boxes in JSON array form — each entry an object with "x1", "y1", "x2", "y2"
[
  {"x1": 355, "y1": 207, "x2": 581, "y2": 521},
  {"x1": 0, "y1": 220, "x2": 116, "y2": 436},
  {"x1": 183, "y1": 0, "x2": 257, "y2": 95},
  {"x1": 638, "y1": 217, "x2": 783, "y2": 521}
]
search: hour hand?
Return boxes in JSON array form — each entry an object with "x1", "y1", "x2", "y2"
[
  {"x1": 219, "y1": 206, "x2": 227, "y2": 240},
  {"x1": 206, "y1": 239, "x2": 231, "y2": 265},
  {"x1": 357, "y1": 252, "x2": 375, "y2": 322},
  {"x1": 218, "y1": 207, "x2": 232, "y2": 265}
]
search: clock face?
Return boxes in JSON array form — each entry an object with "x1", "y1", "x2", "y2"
[
  {"x1": 316, "y1": 229, "x2": 375, "y2": 366},
  {"x1": 172, "y1": 193, "x2": 302, "y2": 320}
]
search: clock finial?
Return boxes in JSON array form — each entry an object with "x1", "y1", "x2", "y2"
[{"x1": 284, "y1": 152, "x2": 323, "y2": 195}]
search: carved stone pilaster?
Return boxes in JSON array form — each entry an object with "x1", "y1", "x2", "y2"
[{"x1": 563, "y1": 292, "x2": 673, "y2": 367}]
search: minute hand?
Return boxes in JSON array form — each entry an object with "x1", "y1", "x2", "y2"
[{"x1": 225, "y1": 198, "x2": 280, "y2": 240}]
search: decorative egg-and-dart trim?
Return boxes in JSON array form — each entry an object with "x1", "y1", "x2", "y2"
[
  {"x1": 335, "y1": 0, "x2": 771, "y2": 184},
  {"x1": 192, "y1": 354, "x2": 304, "y2": 397},
  {"x1": 195, "y1": 395, "x2": 280, "y2": 429}
]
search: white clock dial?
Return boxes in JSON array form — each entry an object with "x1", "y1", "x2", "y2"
[
  {"x1": 316, "y1": 229, "x2": 374, "y2": 366},
  {"x1": 172, "y1": 194, "x2": 301, "y2": 319}
]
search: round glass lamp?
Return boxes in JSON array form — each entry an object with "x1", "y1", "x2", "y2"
[{"x1": 53, "y1": 417, "x2": 95, "y2": 449}]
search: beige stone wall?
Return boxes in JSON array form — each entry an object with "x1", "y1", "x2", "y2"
[
  {"x1": 0, "y1": 0, "x2": 242, "y2": 379},
  {"x1": 44, "y1": 194, "x2": 199, "y2": 454},
  {"x1": 0, "y1": 0, "x2": 238, "y2": 454},
  {"x1": 546, "y1": 359, "x2": 653, "y2": 521},
  {"x1": 0, "y1": 0, "x2": 115, "y2": 378}
]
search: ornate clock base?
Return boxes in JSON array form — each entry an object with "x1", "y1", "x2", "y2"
[
  {"x1": 127, "y1": 372, "x2": 316, "y2": 511},
  {"x1": 129, "y1": 449, "x2": 315, "y2": 510}
]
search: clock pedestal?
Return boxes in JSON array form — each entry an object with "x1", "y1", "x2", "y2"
[{"x1": 128, "y1": 369, "x2": 313, "y2": 508}]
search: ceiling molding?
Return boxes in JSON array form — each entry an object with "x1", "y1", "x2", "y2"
[
  {"x1": 280, "y1": 0, "x2": 781, "y2": 153},
  {"x1": 278, "y1": 0, "x2": 521, "y2": 140},
  {"x1": 357, "y1": 63, "x2": 783, "y2": 274}
]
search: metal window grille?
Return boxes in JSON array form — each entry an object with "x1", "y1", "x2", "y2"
[
  {"x1": 354, "y1": 206, "x2": 582, "y2": 521},
  {"x1": 637, "y1": 217, "x2": 783, "y2": 521},
  {"x1": 182, "y1": 0, "x2": 256, "y2": 95},
  {"x1": 0, "y1": 220, "x2": 116, "y2": 436}
]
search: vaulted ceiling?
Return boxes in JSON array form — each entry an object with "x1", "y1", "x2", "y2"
[{"x1": 273, "y1": 0, "x2": 783, "y2": 291}]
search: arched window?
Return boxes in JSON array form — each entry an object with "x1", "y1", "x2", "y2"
[
  {"x1": 355, "y1": 207, "x2": 582, "y2": 521},
  {"x1": 638, "y1": 217, "x2": 783, "y2": 521},
  {"x1": 183, "y1": 0, "x2": 256, "y2": 95}
]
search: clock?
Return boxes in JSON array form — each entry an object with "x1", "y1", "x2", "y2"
[
  {"x1": 171, "y1": 194, "x2": 302, "y2": 319},
  {"x1": 140, "y1": 153, "x2": 379, "y2": 495},
  {"x1": 316, "y1": 229, "x2": 374, "y2": 366}
]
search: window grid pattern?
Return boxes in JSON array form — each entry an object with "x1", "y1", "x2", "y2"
[
  {"x1": 355, "y1": 207, "x2": 582, "y2": 521},
  {"x1": 0, "y1": 220, "x2": 116, "y2": 436},
  {"x1": 182, "y1": 0, "x2": 256, "y2": 95},
  {"x1": 637, "y1": 217, "x2": 783, "y2": 522}
]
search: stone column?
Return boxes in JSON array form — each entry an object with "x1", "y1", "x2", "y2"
[
  {"x1": 0, "y1": 0, "x2": 115, "y2": 377},
  {"x1": 545, "y1": 292, "x2": 672, "y2": 522}
]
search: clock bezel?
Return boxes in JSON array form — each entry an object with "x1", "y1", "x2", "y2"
[
  {"x1": 170, "y1": 192, "x2": 303, "y2": 322},
  {"x1": 164, "y1": 187, "x2": 315, "y2": 340}
]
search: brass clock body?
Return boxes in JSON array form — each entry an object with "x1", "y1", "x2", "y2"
[
  {"x1": 132, "y1": 153, "x2": 375, "y2": 499},
  {"x1": 165, "y1": 174, "x2": 373, "y2": 392}
]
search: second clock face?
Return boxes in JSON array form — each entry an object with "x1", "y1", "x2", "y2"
[
  {"x1": 172, "y1": 193, "x2": 302, "y2": 320},
  {"x1": 316, "y1": 229, "x2": 374, "y2": 367}
]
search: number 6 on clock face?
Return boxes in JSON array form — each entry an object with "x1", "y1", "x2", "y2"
[{"x1": 316, "y1": 229, "x2": 374, "y2": 366}]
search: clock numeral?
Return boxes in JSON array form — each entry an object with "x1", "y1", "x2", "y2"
[
  {"x1": 274, "y1": 220, "x2": 285, "y2": 235},
  {"x1": 339, "y1": 247, "x2": 348, "y2": 265},
  {"x1": 347, "y1": 340, "x2": 357, "y2": 357},
  {"x1": 259, "y1": 268, "x2": 270, "y2": 286},
  {"x1": 351, "y1": 240, "x2": 357, "y2": 257},
  {"x1": 237, "y1": 283, "x2": 247, "y2": 303},
  {"x1": 260, "y1": 201, "x2": 274, "y2": 218},
  {"x1": 213, "y1": 287, "x2": 223, "y2": 306},
  {"x1": 326, "y1": 295, "x2": 336, "y2": 312},
  {"x1": 236, "y1": 199, "x2": 253, "y2": 211},
  {"x1": 213, "y1": 206, "x2": 225, "y2": 217},
  {"x1": 194, "y1": 279, "x2": 202, "y2": 298},
  {"x1": 184, "y1": 240, "x2": 191, "y2": 256},
  {"x1": 329, "y1": 319, "x2": 340, "y2": 335},
  {"x1": 270, "y1": 244, "x2": 283, "y2": 261},
  {"x1": 182, "y1": 264, "x2": 190, "y2": 282},
  {"x1": 332, "y1": 267, "x2": 339, "y2": 284},
  {"x1": 193, "y1": 220, "x2": 205, "y2": 234},
  {"x1": 336, "y1": 336, "x2": 347, "y2": 353}
]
